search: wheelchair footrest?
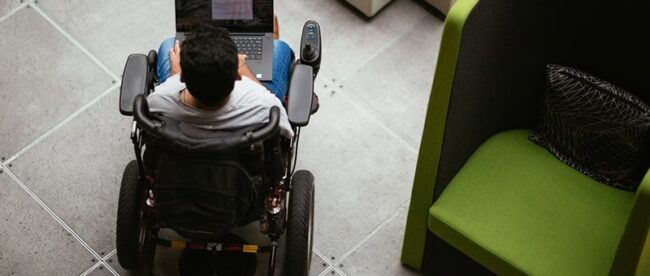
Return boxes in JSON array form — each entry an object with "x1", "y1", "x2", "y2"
[{"x1": 156, "y1": 238, "x2": 270, "y2": 254}]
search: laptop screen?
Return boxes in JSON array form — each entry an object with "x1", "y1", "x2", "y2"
[{"x1": 175, "y1": 0, "x2": 273, "y2": 33}]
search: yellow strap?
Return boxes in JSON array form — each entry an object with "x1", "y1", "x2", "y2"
[
  {"x1": 171, "y1": 240, "x2": 186, "y2": 249},
  {"x1": 242, "y1": 245, "x2": 258, "y2": 253}
]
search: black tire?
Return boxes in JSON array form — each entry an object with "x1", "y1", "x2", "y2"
[
  {"x1": 285, "y1": 170, "x2": 315, "y2": 276},
  {"x1": 116, "y1": 160, "x2": 154, "y2": 272}
]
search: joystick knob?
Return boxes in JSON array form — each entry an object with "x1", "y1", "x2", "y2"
[{"x1": 303, "y1": 43, "x2": 316, "y2": 60}]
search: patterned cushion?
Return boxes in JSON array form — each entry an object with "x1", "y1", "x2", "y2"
[{"x1": 530, "y1": 64, "x2": 650, "y2": 190}]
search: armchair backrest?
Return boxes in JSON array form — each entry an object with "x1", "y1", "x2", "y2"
[{"x1": 434, "y1": 0, "x2": 649, "y2": 199}]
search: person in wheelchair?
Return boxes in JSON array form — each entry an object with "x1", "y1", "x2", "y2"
[
  {"x1": 148, "y1": 24, "x2": 294, "y2": 138},
  {"x1": 116, "y1": 18, "x2": 322, "y2": 276}
]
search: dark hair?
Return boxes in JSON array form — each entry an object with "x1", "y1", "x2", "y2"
[{"x1": 180, "y1": 24, "x2": 238, "y2": 106}]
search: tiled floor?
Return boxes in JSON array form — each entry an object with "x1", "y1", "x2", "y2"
[{"x1": 0, "y1": 0, "x2": 443, "y2": 275}]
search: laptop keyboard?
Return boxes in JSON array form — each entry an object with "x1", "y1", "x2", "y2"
[{"x1": 232, "y1": 36, "x2": 264, "y2": 60}]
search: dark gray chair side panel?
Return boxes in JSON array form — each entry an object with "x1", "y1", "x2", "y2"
[{"x1": 432, "y1": 0, "x2": 546, "y2": 199}]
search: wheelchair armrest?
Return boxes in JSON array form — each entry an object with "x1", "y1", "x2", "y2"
[
  {"x1": 287, "y1": 64, "x2": 314, "y2": 127},
  {"x1": 119, "y1": 54, "x2": 149, "y2": 116}
]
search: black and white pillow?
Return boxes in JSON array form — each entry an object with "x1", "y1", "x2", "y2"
[{"x1": 530, "y1": 64, "x2": 650, "y2": 190}]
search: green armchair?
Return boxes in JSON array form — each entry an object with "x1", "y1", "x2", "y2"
[{"x1": 400, "y1": 0, "x2": 650, "y2": 275}]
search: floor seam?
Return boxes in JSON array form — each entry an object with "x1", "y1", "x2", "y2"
[
  {"x1": 102, "y1": 249, "x2": 117, "y2": 260},
  {"x1": 324, "y1": 13, "x2": 431, "y2": 154},
  {"x1": 338, "y1": 12, "x2": 430, "y2": 80},
  {"x1": 336, "y1": 88, "x2": 418, "y2": 154},
  {"x1": 314, "y1": 247, "x2": 347, "y2": 276},
  {"x1": 30, "y1": 3, "x2": 120, "y2": 81},
  {"x1": 3, "y1": 84, "x2": 119, "y2": 165},
  {"x1": 0, "y1": 1, "x2": 29, "y2": 23},
  {"x1": 79, "y1": 262, "x2": 102, "y2": 276},
  {"x1": 313, "y1": 247, "x2": 329, "y2": 262},
  {"x1": 100, "y1": 249, "x2": 121, "y2": 275},
  {"x1": 331, "y1": 201, "x2": 410, "y2": 266},
  {"x1": 2, "y1": 165, "x2": 116, "y2": 276},
  {"x1": 316, "y1": 77, "x2": 419, "y2": 154},
  {"x1": 314, "y1": 247, "x2": 335, "y2": 275}
]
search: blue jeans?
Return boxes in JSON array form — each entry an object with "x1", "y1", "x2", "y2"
[{"x1": 157, "y1": 38, "x2": 294, "y2": 101}]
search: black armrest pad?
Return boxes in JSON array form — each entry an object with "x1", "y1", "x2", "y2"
[
  {"x1": 119, "y1": 54, "x2": 149, "y2": 116},
  {"x1": 287, "y1": 64, "x2": 313, "y2": 126}
]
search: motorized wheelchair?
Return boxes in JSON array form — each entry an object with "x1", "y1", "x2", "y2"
[{"x1": 115, "y1": 21, "x2": 322, "y2": 276}]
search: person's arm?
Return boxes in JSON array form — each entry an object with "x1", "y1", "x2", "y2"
[
  {"x1": 170, "y1": 40, "x2": 181, "y2": 77},
  {"x1": 152, "y1": 40, "x2": 184, "y2": 94},
  {"x1": 238, "y1": 54, "x2": 263, "y2": 85}
]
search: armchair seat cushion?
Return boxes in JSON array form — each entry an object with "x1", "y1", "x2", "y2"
[{"x1": 428, "y1": 129, "x2": 635, "y2": 275}]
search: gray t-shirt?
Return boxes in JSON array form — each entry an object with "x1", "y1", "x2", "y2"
[{"x1": 147, "y1": 74, "x2": 294, "y2": 138}]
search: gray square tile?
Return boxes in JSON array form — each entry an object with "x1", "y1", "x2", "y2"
[
  {"x1": 276, "y1": 0, "x2": 431, "y2": 78},
  {"x1": 341, "y1": 14, "x2": 443, "y2": 149},
  {"x1": 295, "y1": 77, "x2": 418, "y2": 259},
  {"x1": 0, "y1": 172, "x2": 94, "y2": 275},
  {"x1": 339, "y1": 207, "x2": 420, "y2": 276},
  {"x1": 10, "y1": 89, "x2": 134, "y2": 254},
  {"x1": 0, "y1": 7, "x2": 114, "y2": 158},
  {"x1": 37, "y1": 0, "x2": 176, "y2": 75},
  {"x1": 0, "y1": 0, "x2": 22, "y2": 19}
]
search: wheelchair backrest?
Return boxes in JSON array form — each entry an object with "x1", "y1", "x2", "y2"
[{"x1": 132, "y1": 95, "x2": 284, "y2": 238}]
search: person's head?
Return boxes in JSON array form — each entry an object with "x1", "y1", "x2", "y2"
[{"x1": 180, "y1": 24, "x2": 240, "y2": 107}]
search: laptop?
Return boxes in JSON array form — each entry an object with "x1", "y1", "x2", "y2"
[{"x1": 175, "y1": 0, "x2": 274, "y2": 81}]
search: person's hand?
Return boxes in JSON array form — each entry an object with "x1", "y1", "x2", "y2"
[
  {"x1": 170, "y1": 40, "x2": 181, "y2": 76},
  {"x1": 237, "y1": 54, "x2": 248, "y2": 74}
]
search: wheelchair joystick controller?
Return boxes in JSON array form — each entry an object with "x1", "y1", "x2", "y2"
[{"x1": 300, "y1": 20, "x2": 321, "y2": 77}]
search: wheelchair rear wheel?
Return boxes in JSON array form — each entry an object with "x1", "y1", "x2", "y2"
[
  {"x1": 116, "y1": 160, "x2": 155, "y2": 273},
  {"x1": 285, "y1": 170, "x2": 315, "y2": 276}
]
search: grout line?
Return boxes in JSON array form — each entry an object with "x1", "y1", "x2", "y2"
[
  {"x1": 332, "y1": 201, "x2": 410, "y2": 267},
  {"x1": 318, "y1": 266, "x2": 346, "y2": 276},
  {"x1": 2, "y1": 166, "x2": 116, "y2": 276},
  {"x1": 318, "y1": 267, "x2": 336, "y2": 276},
  {"x1": 79, "y1": 262, "x2": 102, "y2": 276},
  {"x1": 313, "y1": 248, "x2": 335, "y2": 270},
  {"x1": 102, "y1": 249, "x2": 117, "y2": 260},
  {"x1": 338, "y1": 13, "x2": 429, "y2": 82},
  {"x1": 4, "y1": 84, "x2": 119, "y2": 165},
  {"x1": 317, "y1": 14, "x2": 431, "y2": 155},
  {"x1": 317, "y1": 267, "x2": 333, "y2": 276},
  {"x1": 102, "y1": 260, "x2": 120, "y2": 276},
  {"x1": 336, "y1": 88, "x2": 418, "y2": 154},
  {"x1": 0, "y1": 1, "x2": 29, "y2": 23},
  {"x1": 29, "y1": 3, "x2": 120, "y2": 81},
  {"x1": 318, "y1": 265, "x2": 334, "y2": 276},
  {"x1": 100, "y1": 249, "x2": 120, "y2": 276},
  {"x1": 314, "y1": 248, "x2": 346, "y2": 275},
  {"x1": 332, "y1": 266, "x2": 347, "y2": 276}
]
